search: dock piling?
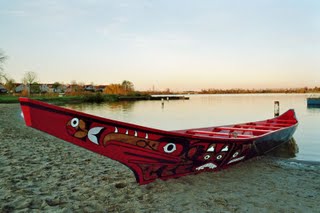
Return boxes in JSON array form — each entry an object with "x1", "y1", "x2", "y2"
[{"x1": 274, "y1": 101, "x2": 280, "y2": 117}]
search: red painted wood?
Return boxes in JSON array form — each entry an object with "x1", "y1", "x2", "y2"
[{"x1": 19, "y1": 97, "x2": 298, "y2": 185}]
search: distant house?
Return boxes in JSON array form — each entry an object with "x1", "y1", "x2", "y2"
[
  {"x1": 84, "y1": 85, "x2": 96, "y2": 92},
  {"x1": 46, "y1": 83, "x2": 67, "y2": 93},
  {"x1": 66, "y1": 84, "x2": 81, "y2": 93},
  {"x1": 15, "y1": 84, "x2": 28, "y2": 93},
  {"x1": 39, "y1": 84, "x2": 49, "y2": 93},
  {"x1": 0, "y1": 84, "x2": 8, "y2": 94},
  {"x1": 95, "y1": 85, "x2": 107, "y2": 92}
]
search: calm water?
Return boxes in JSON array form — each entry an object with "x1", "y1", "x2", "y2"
[{"x1": 65, "y1": 94, "x2": 320, "y2": 162}]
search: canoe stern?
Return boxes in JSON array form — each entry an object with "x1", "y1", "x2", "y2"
[{"x1": 20, "y1": 97, "x2": 33, "y2": 126}]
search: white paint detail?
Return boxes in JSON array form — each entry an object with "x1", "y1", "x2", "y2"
[
  {"x1": 125, "y1": 130, "x2": 128, "y2": 135},
  {"x1": 134, "y1": 131, "x2": 138, "y2": 137},
  {"x1": 145, "y1": 133, "x2": 148, "y2": 139},
  {"x1": 163, "y1": 143, "x2": 176, "y2": 153},
  {"x1": 71, "y1": 118, "x2": 79, "y2": 128},
  {"x1": 232, "y1": 152, "x2": 239, "y2": 158},
  {"x1": 196, "y1": 163, "x2": 217, "y2": 171},
  {"x1": 204, "y1": 155, "x2": 211, "y2": 160},
  {"x1": 21, "y1": 111, "x2": 24, "y2": 119},
  {"x1": 88, "y1": 127, "x2": 104, "y2": 145},
  {"x1": 222, "y1": 146, "x2": 229, "y2": 152},
  {"x1": 114, "y1": 127, "x2": 118, "y2": 133},
  {"x1": 207, "y1": 146, "x2": 215, "y2": 152},
  {"x1": 228, "y1": 156, "x2": 245, "y2": 164}
]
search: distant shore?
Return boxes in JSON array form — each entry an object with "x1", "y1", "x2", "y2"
[
  {"x1": 1, "y1": 103, "x2": 319, "y2": 212},
  {"x1": 0, "y1": 91, "x2": 318, "y2": 104}
]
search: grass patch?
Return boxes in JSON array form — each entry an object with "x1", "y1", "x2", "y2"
[
  {"x1": 0, "y1": 94, "x2": 124, "y2": 104},
  {"x1": 0, "y1": 92, "x2": 152, "y2": 104},
  {"x1": 0, "y1": 95, "x2": 19, "y2": 103}
]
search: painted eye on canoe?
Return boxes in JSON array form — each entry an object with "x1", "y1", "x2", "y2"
[
  {"x1": 71, "y1": 118, "x2": 79, "y2": 128},
  {"x1": 163, "y1": 143, "x2": 176, "y2": 153},
  {"x1": 204, "y1": 155, "x2": 211, "y2": 160}
]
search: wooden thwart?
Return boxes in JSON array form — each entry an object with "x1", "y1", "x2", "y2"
[
  {"x1": 186, "y1": 130, "x2": 253, "y2": 138},
  {"x1": 235, "y1": 124, "x2": 280, "y2": 130},
  {"x1": 214, "y1": 127, "x2": 270, "y2": 133}
]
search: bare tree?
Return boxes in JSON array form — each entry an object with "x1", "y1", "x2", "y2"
[
  {"x1": 0, "y1": 49, "x2": 8, "y2": 83},
  {"x1": 22, "y1": 71, "x2": 38, "y2": 95},
  {"x1": 4, "y1": 78, "x2": 15, "y2": 93},
  {"x1": 22, "y1": 71, "x2": 38, "y2": 85},
  {"x1": 121, "y1": 80, "x2": 134, "y2": 94}
]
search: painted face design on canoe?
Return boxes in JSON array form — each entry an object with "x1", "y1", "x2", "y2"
[
  {"x1": 227, "y1": 144, "x2": 252, "y2": 165},
  {"x1": 189, "y1": 143, "x2": 232, "y2": 171},
  {"x1": 102, "y1": 129, "x2": 185, "y2": 156},
  {"x1": 67, "y1": 118, "x2": 88, "y2": 138},
  {"x1": 66, "y1": 118, "x2": 104, "y2": 145}
]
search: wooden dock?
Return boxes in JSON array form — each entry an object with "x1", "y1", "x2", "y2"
[
  {"x1": 118, "y1": 95, "x2": 189, "y2": 101},
  {"x1": 150, "y1": 95, "x2": 189, "y2": 100}
]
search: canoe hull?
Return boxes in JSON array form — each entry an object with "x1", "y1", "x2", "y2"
[{"x1": 19, "y1": 98, "x2": 298, "y2": 184}]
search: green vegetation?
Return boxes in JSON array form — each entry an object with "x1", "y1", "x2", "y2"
[
  {"x1": 0, "y1": 95, "x2": 84, "y2": 104},
  {"x1": 0, "y1": 93, "x2": 150, "y2": 104},
  {"x1": 0, "y1": 95, "x2": 19, "y2": 103}
]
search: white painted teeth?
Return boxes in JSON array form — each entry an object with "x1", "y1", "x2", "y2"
[
  {"x1": 207, "y1": 146, "x2": 215, "y2": 152},
  {"x1": 222, "y1": 146, "x2": 229, "y2": 152},
  {"x1": 113, "y1": 127, "x2": 147, "y2": 139}
]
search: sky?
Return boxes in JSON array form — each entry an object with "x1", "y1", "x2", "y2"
[{"x1": 0, "y1": 0, "x2": 319, "y2": 91}]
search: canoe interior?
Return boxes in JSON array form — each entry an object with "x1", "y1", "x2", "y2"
[{"x1": 174, "y1": 109, "x2": 297, "y2": 140}]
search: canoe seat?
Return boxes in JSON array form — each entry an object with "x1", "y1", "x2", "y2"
[
  {"x1": 186, "y1": 130, "x2": 253, "y2": 138},
  {"x1": 235, "y1": 124, "x2": 280, "y2": 130},
  {"x1": 214, "y1": 127, "x2": 270, "y2": 133}
]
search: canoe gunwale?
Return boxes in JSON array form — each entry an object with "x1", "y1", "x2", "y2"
[{"x1": 19, "y1": 97, "x2": 298, "y2": 143}]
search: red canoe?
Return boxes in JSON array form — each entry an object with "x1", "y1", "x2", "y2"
[{"x1": 19, "y1": 97, "x2": 298, "y2": 185}]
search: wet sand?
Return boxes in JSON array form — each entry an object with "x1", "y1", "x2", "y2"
[{"x1": 1, "y1": 104, "x2": 319, "y2": 212}]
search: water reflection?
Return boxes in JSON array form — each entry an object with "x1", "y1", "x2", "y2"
[
  {"x1": 107, "y1": 101, "x2": 135, "y2": 112},
  {"x1": 66, "y1": 101, "x2": 136, "y2": 113},
  {"x1": 267, "y1": 138, "x2": 299, "y2": 158},
  {"x1": 307, "y1": 105, "x2": 320, "y2": 110}
]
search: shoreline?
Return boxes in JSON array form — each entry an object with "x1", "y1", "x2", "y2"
[
  {"x1": 1, "y1": 103, "x2": 319, "y2": 212},
  {"x1": 0, "y1": 92, "x2": 317, "y2": 104}
]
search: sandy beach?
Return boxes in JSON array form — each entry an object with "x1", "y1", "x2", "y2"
[{"x1": 0, "y1": 103, "x2": 319, "y2": 212}]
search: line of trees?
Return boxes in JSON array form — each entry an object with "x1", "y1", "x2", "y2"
[
  {"x1": 0, "y1": 49, "x2": 8, "y2": 83},
  {"x1": 199, "y1": 87, "x2": 320, "y2": 94},
  {"x1": 104, "y1": 81, "x2": 134, "y2": 95}
]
